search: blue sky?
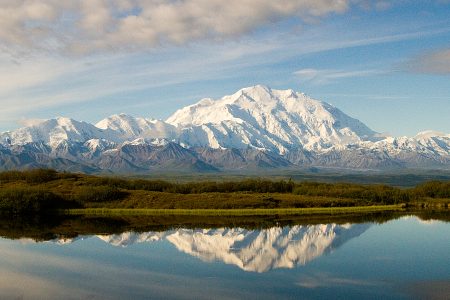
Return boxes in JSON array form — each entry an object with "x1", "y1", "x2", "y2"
[{"x1": 0, "y1": 0, "x2": 449, "y2": 136}]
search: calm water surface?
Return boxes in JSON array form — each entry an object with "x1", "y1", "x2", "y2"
[{"x1": 0, "y1": 215, "x2": 449, "y2": 299}]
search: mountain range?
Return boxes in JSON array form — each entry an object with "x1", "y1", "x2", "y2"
[{"x1": 1, "y1": 85, "x2": 449, "y2": 173}]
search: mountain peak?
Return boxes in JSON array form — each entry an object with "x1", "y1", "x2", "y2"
[
  {"x1": 236, "y1": 85, "x2": 302, "y2": 102},
  {"x1": 238, "y1": 84, "x2": 272, "y2": 95},
  {"x1": 96, "y1": 113, "x2": 177, "y2": 142},
  {"x1": 96, "y1": 113, "x2": 151, "y2": 130},
  {"x1": 166, "y1": 85, "x2": 287, "y2": 126},
  {"x1": 167, "y1": 85, "x2": 377, "y2": 153},
  {"x1": 415, "y1": 130, "x2": 448, "y2": 139},
  {"x1": 0, "y1": 116, "x2": 103, "y2": 147}
]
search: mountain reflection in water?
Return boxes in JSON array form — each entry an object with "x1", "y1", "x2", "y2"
[
  {"x1": 1, "y1": 215, "x2": 449, "y2": 300},
  {"x1": 49, "y1": 223, "x2": 370, "y2": 272}
]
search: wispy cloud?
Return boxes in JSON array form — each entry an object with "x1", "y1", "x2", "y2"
[
  {"x1": 0, "y1": 23, "x2": 445, "y2": 130},
  {"x1": 0, "y1": 40, "x2": 280, "y2": 125},
  {"x1": 405, "y1": 48, "x2": 450, "y2": 74},
  {"x1": 297, "y1": 272, "x2": 379, "y2": 289},
  {"x1": 318, "y1": 93, "x2": 413, "y2": 101},
  {"x1": 294, "y1": 68, "x2": 385, "y2": 84},
  {"x1": 290, "y1": 27, "x2": 450, "y2": 58}
]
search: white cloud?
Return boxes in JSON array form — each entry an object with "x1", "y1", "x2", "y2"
[{"x1": 0, "y1": 0, "x2": 371, "y2": 54}]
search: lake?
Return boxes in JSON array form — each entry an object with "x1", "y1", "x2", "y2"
[{"x1": 0, "y1": 213, "x2": 449, "y2": 299}]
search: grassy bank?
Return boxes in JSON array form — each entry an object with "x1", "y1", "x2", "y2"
[{"x1": 65, "y1": 205, "x2": 404, "y2": 216}]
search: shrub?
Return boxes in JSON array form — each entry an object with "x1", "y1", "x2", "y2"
[
  {"x1": 72, "y1": 186, "x2": 127, "y2": 203},
  {"x1": 292, "y1": 182, "x2": 412, "y2": 204},
  {"x1": 0, "y1": 169, "x2": 58, "y2": 184},
  {"x1": 82, "y1": 176, "x2": 294, "y2": 194},
  {"x1": 128, "y1": 179, "x2": 173, "y2": 192},
  {"x1": 413, "y1": 181, "x2": 450, "y2": 198},
  {"x1": 0, "y1": 187, "x2": 65, "y2": 214},
  {"x1": 165, "y1": 179, "x2": 295, "y2": 194},
  {"x1": 24, "y1": 169, "x2": 59, "y2": 184}
]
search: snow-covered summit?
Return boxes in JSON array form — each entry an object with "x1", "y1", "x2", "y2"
[
  {"x1": 96, "y1": 113, "x2": 178, "y2": 141},
  {"x1": 167, "y1": 85, "x2": 378, "y2": 153},
  {"x1": 369, "y1": 131, "x2": 450, "y2": 156},
  {"x1": 414, "y1": 130, "x2": 449, "y2": 139},
  {"x1": 0, "y1": 117, "x2": 105, "y2": 148}
]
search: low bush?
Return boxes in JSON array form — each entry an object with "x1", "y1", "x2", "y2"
[
  {"x1": 0, "y1": 169, "x2": 58, "y2": 184},
  {"x1": 82, "y1": 176, "x2": 294, "y2": 194},
  {"x1": 0, "y1": 187, "x2": 67, "y2": 214},
  {"x1": 413, "y1": 181, "x2": 450, "y2": 198},
  {"x1": 293, "y1": 182, "x2": 412, "y2": 204},
  {"x1": 72, "y1": 186, "x2": 127, "y2": 203}
]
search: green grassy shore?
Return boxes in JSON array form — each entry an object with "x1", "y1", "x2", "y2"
[
  {"x1": 0, "y1": 169, "x2": 448, "y2": 216},
  {"x1": 65, "y1": 205, "x2": 404, "y2": 216}
]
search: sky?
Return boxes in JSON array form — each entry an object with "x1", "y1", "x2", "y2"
[{"x1": 0, "y1": 0, "x2": 449, "y2": 137}]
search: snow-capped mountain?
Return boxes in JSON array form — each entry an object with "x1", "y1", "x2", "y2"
[
  {"x1": 0, "y1": 85, "x2": 448, "y2": 172},
  {"x1": 1, "y1": 117, "x2": 106, "y2": 148},
  {"x1": 168, "y1": 85, "x2": 378, "y2": 153},
  {"x1": 51, "y1": 223, "x2": 371, "y2": 273},
  {"x1": 96, "y1": 113, "x2": 178, "y2": 142}
]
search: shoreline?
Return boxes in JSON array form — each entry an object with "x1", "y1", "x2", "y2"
[{"x1": 64, "y1": 205, "x2": 405, "y2": 216}]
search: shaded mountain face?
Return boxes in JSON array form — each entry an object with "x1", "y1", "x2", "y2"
[
  {"x1": 47, "y1": 223, "x2": 371, "y2": 273},
  {"x1": 0, "y1": 85, "x2": 448, "y2": 172}
]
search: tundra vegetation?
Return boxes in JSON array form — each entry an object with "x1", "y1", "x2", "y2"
[{"x1": 0, "y1": 169, "x2": 448, "y2": 215}]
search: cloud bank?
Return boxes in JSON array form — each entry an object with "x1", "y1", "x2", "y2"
[{"x1": 0, "y1": 0, "x2": 360, "y2": 54}]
